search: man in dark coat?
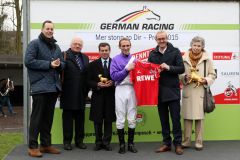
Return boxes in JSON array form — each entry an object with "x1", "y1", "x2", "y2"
[
  {"x1": 87, "y1": 42, "x2": 116, "y2": 151},
  {"x1": 25, "y1": 20, "x2": 65, "y2": 157},
  {"x1": 60, "y1": 37, "x2": 89, "y2": 150},
  {"x1": 148, "y1": 31, "x2": 185, "y2": 155}
]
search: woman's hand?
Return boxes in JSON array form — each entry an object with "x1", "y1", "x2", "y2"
[
  {"x1": 199, "y1": 78, "x2": 207, "y2": 85},
  {"x1": 185, "y1": 74, "x2": 191, "y2": 83}
]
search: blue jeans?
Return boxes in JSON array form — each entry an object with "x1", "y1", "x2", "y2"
[{"x1": 0, "y1": 96, "x2": 13, "y2": 114}]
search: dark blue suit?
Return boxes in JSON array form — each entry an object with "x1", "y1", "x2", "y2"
[{"x1": 148, "y1": 42, "x2": 185, "y2": 146}]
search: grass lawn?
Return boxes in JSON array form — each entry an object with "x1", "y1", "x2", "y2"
[{"x1": 0, "y1": 132, "x2": 23, "y2": 160}]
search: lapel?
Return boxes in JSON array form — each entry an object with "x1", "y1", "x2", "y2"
[
  {"x1": 96, "y1": 58, "x2": 111, "y2": 77},
  {"x1": 68, "y1": 53, "x2": 80, "y2": 69},
  {"x1": 183, "y1": 52, "x2": 192, "y2": 67},
  {"x1": 81, "y1": 53, "x2": 88, "y2": 67},
  {"x1": 96, "y1": 58, "x2": 104, "y2": 72},
  {"x1": 106, "y1": 58, "x2": 111, "y2": 78},
  {"x1": 108, "y1": 58, "x2": 112, "y2": 69},
  {"x1": 197, "y1": 52, "x2": 209, "y2": 65},
  {"x1": 68, "y1": 52, "x2": 88, "y2": 70},
  {"x1": 97, "y1": 58, "x2": 112, "y2": 69}
]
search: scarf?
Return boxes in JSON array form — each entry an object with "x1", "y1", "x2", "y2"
[
  {"x1": 39, "y1": 32, "x2": 57, "y2": 50},
  {"x1": 189, "y1": 50, "x2": 203, "y2": 68}
]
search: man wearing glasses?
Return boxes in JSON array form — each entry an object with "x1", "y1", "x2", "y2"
[
  {"x1": 60, "y1": 37, "x2": 89, "y2": 151},
  {"x1": 148, "y1": 31, "x2": 185, "y2": 155}
]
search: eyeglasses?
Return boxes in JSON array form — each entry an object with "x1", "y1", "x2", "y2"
[
  {"x1": 73, "y1": 43, "x2": 82, "y2": 46},
  {"x1": 156, "y1": 38, "x2": 167, "y2": 41}
]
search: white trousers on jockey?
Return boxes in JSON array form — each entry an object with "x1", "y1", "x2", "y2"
[{"x1": 115, "y1": 84, "x2": 137, "y2": 129}]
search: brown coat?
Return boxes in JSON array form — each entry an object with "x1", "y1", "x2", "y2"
[{"x1": 179, "y1": 52, "x2": 216, "y2": 119}]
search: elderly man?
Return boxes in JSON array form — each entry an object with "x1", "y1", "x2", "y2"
[
  {"x1": 148, "y1": 31, "x2": 185, "y2": 155},
  {"x1": 25, "y1": 20, "x2": 65, "y2": 157},
  {"x1": 60, "y1": 37, "x2": 89, "y2": 151}
]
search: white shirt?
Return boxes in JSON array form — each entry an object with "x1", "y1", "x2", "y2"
[
  {"x1": 159, "y1": 46, "x2": 167, "y2": 54},
  {"x1": 101, "y1": 58, "x2": 109, "y2": 68}
]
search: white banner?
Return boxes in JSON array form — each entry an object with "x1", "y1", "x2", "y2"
[{"x1": 30, "y1": 1, "x2": 240, "y2": 104}]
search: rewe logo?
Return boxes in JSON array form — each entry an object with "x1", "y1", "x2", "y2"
[
  {"x1": 115, "y1": 6, "x2": 161, "y2": 22},
  {"x1": 136, "y1": 75, "x2": 155, "y2": 82}
]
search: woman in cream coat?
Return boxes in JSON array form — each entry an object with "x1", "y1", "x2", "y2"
[{"x1": 179, "y1": 36, "x2": 216, "y2": 150}]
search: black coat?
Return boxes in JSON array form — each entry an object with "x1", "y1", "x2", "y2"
[
  {"x1": 87, "y1": 58, "x2": 116, "y2": 123},
  {"x1": 148, "y1": 42, "x2": 185, "y2": 103},
  {"x1": 60, "y1": 49, "x2": 89, "y2": 110}
]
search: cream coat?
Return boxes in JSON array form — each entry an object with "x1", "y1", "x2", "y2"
[{"x1": 179, "y1": 52, "x2": 216, "y2": 119}]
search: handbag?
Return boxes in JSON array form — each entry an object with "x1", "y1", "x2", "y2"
[
  {"x1": 203, "y1": 87, "x2": 215, "y2": 113},
  {"x1": 203, "y1": 60, "x2": 215, "y2": 113}
]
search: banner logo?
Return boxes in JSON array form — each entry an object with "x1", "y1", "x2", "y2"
[
  {"x1": 100, "y1": 6, "x2": 174, "y2": 30},
  {"x1": 115, "y1": 6, "x2": 160, "y2": 22},
  {"x1": 224, "y1": 81, "x2": 238, "y2": 97},
  {"x1": 213, "y1": 52, "x2": 232, "y2": 60},
  {"x1": 136, "y1": 111, "x2": 145, "y2": 126}
]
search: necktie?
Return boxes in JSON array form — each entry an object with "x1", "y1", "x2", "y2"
[
  {"x1": 75, "y1": 55, "x2": 84, "y2": 69},
  {"x1": 103, "y1": 60, "x2": 108, "y2": 76}
]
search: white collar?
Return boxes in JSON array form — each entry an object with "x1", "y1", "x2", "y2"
[
  {"x1": 101, "y1": 58, "x2": 109, "y2": 64},
  {"x1": 159, "y1": 46, "x2": 167, "y2": 54}
]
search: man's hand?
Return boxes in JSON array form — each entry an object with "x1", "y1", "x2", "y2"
[
  {"x1": 105, "y1": 80, "x2": 113, "y2": 87},
  {"x1": 97, "y1": 80, "x2": 113, "y2": 88},
  {"x1": 97, "y1": 82, "x2": 106, "y2": 88},
  {"x1": 160, "y1": 63, "x2": 170, "y2": 71},
  {"x1": 51, "y1": 58, "x2": 60, "y2": 68}
]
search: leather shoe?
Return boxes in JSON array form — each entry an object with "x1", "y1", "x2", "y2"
[
  {"x1": 118, "y1": 144, "x2": 126, "y2": 154},
  {"x1": 195, "y1": 146, "x2": 203, "y2": 151},
  {"x1": 94, "y1": 144, "x2": 102, "y2": 151},
  {"x1": 195, "y1": 140, "x2": 203, "y2": 151},
  {"x1": 64, "y1": 143, "x2": 72, "y2": 150},
  {"x1": 102, "y1": 144, "x2": 112, "y2": 151},
  {"x1": 128, "y1": 144, "x2": 138, "y2": 153},
  {"x1": 155, "y1": 145, "x2": 171, "y2": 153},
  {"x1": 182, "y1": 137, "x2": 191, "y2": 148},
  {"x1": 28, "y1": 148, "x2": 42, "y2": 157},
  {"x1": 40, "y1": 146, "x2": 61, "y2": 154},
  {"x1": 175, "y1": 146, "x2": 183, "y2": 155},
  {"x1": 76, "y1": 143, "x2": 87, "y2": 149},
  {"x1": 182, "y1": 144, "x2": 190, "y2": 148}
]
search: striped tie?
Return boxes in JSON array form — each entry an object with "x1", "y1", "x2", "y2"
[{"x1": 75, "y1": 55, "x2": 83, "y2": 69}]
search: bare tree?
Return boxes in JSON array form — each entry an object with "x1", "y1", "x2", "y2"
[
  {"x1": 0, "y1": 13, "x2": 7, "y2": 29},
  {"x1": 0, "y1": 0, "x2": 8, "y2": 53},
  {"x1": 0, "y1": 0, "x2": 8, "y2": 30},
  {"x1": 13, "y1": 0, "x2": 22, "y2": 55},
  {"x1": 1, "y1": 0, "x2": 22, "y2": 55},
  {"x1": 0, "y1": 14, "x2": 7, "y2": 51}
]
